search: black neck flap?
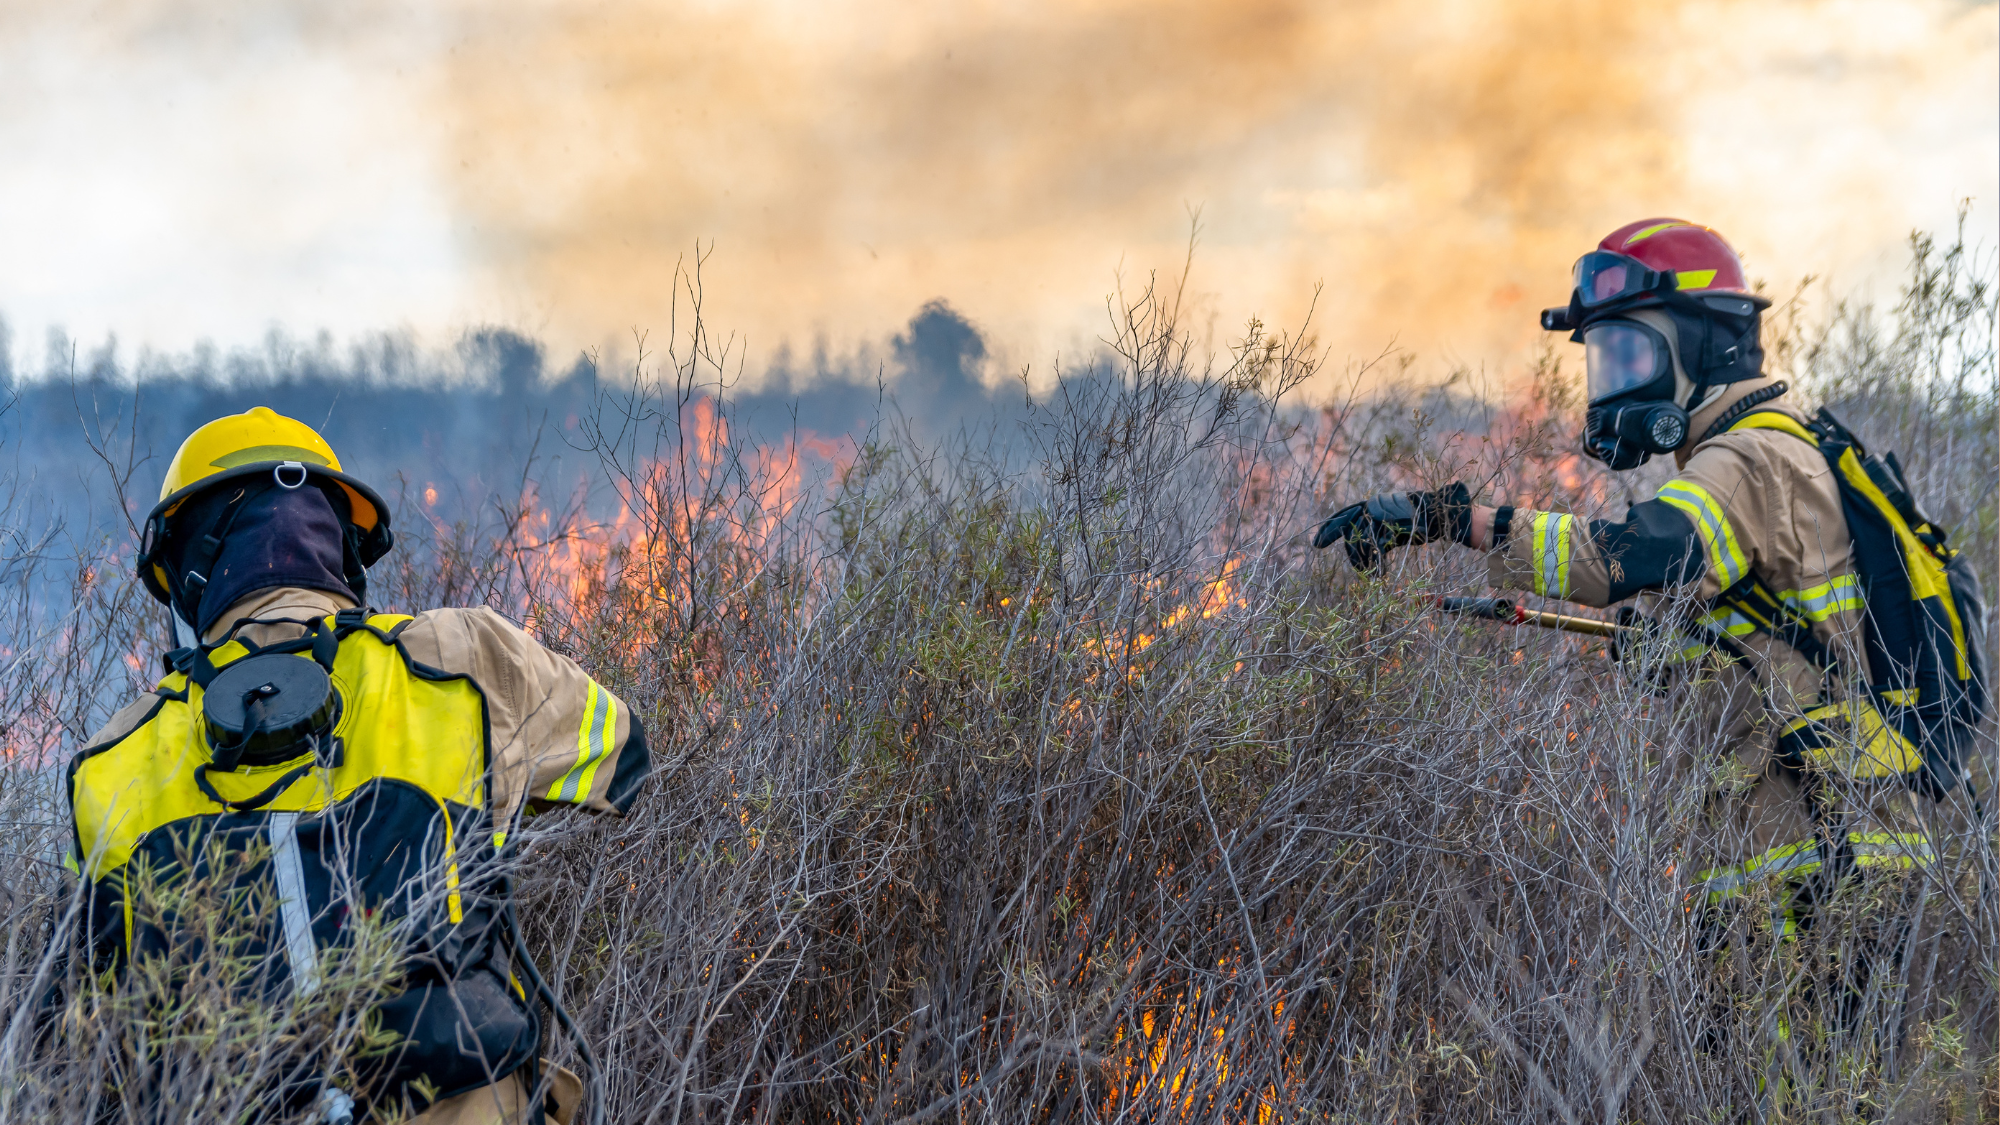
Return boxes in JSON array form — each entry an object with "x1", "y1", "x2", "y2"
[{"x1": 162, "y1": 481, "x2": 357, "y2": 636}]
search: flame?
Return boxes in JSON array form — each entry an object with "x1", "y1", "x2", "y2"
[
  {"x1": 503, "y1": 395, "x2": 854, "y2": 680},
  {"x1": 1077, "y1": 559, "x2": 1251, "y2": 682},
  {"x1": 1104, "y1": 977, "x2": 1299, "y2": 1122}
]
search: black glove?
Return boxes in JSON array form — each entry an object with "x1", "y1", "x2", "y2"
[{"x1": 1312, "y1": 482, "x2": 1473, "y2": 569}]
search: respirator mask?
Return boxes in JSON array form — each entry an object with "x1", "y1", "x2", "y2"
[
  {"x1": 1539, "y1": 246, "x2": 1769, "y2": 472},
  {"x1": 1580, "y1": 318, "x2": 1688, "y2": 471}
]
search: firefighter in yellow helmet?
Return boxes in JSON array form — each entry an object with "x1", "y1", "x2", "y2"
[
  {"x1": 1315, "y1": 221, "x2": 1984, "y2": 1045},
  {"x1": 69, "y1": 407, "x2": 649, "y2": 1123}
]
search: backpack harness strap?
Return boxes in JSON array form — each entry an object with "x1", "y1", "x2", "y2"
[
  {"x1": 166, "y1": 610, "x2": 371, "y2": 813},
  {"x1": 1707, "y1": 574, "x2": 1840, "y2": 673}
]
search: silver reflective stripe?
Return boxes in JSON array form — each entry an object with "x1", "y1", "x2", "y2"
[
  {"x1": 1698, "y1": 608, "x2": 1757, "y2": 637},
  {"x1": 1785, "y1": 574, "x2": 1862, "y2": 621},
  {"x1": 1702, "y1": 843, "x2": 1821, "y2": 897},
  {"x1": 554, "y1": 683, "x2": 612, "y2": 803},
  {"x1": 268, "y1": 812, "x2": 321, "y2": 996},
  {"x1": 1536, "y1": 515, "x2": 1560, "y2": 596},
  {"x1": 1658, "y1": 481, "x2": 1745, "y2": 587}
]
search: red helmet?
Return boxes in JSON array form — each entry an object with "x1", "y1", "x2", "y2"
[
  {"x1": 1541, "y1": 218, "x2": 1764, "y2": 332},
  {"x1": 1594, "y1": 218, "x2": 1752, "y2": 297}
]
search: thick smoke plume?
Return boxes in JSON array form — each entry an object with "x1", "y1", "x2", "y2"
[
  {"x1": 1, "y1": 0, "x2": 1989, "y2": 368},
  {"x1": 438, "y1": 0, "x2": 1997, "y2": 373}
]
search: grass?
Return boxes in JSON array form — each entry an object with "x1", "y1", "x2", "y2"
[{"x1": 0, "y1": 225, "x2": 1993, "y2": 1123}]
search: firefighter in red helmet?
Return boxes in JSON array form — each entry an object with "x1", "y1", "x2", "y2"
[{"x1": 1315, "y1": 219, "x2": 1980, "y2": 1051}]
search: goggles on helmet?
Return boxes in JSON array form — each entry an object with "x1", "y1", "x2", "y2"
[
  {"x1": 1539, "y1": 251, "x2": 1683, "y2": 333},
  {"x1": 1572, "y1": 250, "x2": 1671, "y2": 310},
  {"x1": 1583, "y1": 320, "x2": 1672, "y2": 404}
]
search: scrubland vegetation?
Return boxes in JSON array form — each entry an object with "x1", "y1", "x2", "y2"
[{"x1": 0, "y1": 224, "x2": 1993, "y2": 1122}]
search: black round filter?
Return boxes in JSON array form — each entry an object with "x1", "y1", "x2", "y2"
[
  {"x1": 201, "y1": 653, "x2": 340, "y2": 768},
  {"x1": 1645, "y1": 405, "x2": 1688, "y2": 451}
]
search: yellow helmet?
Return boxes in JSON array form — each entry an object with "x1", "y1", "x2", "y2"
[{"x1": 136, "y1": 406, "x2": 394, "y2": 608}]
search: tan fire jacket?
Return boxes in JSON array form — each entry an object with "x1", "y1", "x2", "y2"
[{"x1": 1486, "y1": 379, "x2": 1864, "y2": 735}]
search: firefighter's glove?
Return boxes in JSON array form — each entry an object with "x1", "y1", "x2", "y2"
[{"x1": 1313, "y1": 482, "x2": 1473, "y2": 570}]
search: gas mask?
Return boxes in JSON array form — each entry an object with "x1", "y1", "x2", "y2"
[{"x1": 1579, "y1": 314, "x2": 1690, "y2": 471}]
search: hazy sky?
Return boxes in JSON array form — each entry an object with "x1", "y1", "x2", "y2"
[{"x1": 3, "y1": 0, "x2": 1994, "y2": 388}]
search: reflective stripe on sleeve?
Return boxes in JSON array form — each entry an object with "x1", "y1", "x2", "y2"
[
  {"x1": 548, "y1": 680, "x2": 616, "y2": 804},
  {"x1": 1777, "y1": 573, "x2": 1863, "y2": 623},
  {"x1": 1697, "y1": 607, "x2": 1758, "y2": 638},
  {"x1": 1656, "y1": 480, "x2": 1747, "y2": 588},
  {"x1": 1529, "y1": 512, "x2": 1575, "y2": 598}
]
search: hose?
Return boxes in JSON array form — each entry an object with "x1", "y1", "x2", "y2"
[{"x1": 503, "y1": 892, "x2": 606, "y2": 1125}]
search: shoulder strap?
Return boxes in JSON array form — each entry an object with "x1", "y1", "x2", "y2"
[
  {"x1": 164, "y1": 612, "x2": 357, "y2": 688},
  {"x1": 164, "y1": 644, "x2": 224, "y2": 689},
  {"x1": 1726, "y1": 409, "x2": 1817, "y2": 446},
  {"x1": 350, "y1": 611, "x2": 415, "y2": 643}
]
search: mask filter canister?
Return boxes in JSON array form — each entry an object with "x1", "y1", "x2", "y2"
[
  {"x1": 1582, "y1": 399, "x2": 1689, "y2": 470},
  {"x1": 1639, "y1": 403, "x2": 1688, "y2": 449}
]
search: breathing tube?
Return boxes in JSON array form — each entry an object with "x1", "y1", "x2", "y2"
[{"x1": 500, "y1": 874, "x2": 606, "y2": 1125}]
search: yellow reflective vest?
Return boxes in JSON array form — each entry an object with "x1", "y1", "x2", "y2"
[{"x1": 67, "y1": 603, "x2": 644, "y2": 1113}]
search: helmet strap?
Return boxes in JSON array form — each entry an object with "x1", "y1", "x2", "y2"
[
  {"x1": 340, "y1": 523, "x2": 372, "y2": 608},
  {"x1": 1657, "y1": 289, "x2": 1762, "y2": 405},
  {"x1": 1684, "y1": 314, "x2": 1716, "y2": 413}
]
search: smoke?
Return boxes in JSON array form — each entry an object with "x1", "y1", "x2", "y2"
[
  {"x1": 437, "y1": 0, "x2": 1997, "y2": 380},
  {"x1": 439, "y1": 0, "x2": 1660, "y2": 368},
  {"x1": 0, "y1": 0, "x2": 1992, "y2": 382},
  {"x1": 0, "y1": 302, "x2": 1021, "y2": 542}
]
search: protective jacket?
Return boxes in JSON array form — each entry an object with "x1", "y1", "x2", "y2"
[
  {"x1": 67, "y1": 587, "x2": 648, "y2": 1118},
  {"x1": 1484, "y1": 380, "x2": 1942, "y2": 902},
  {"x1": 1489, "y1": 380, "x2": 1867, "y2": 749}
]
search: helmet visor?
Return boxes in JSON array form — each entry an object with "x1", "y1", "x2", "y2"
[
  {"x1": 1572, "y1": 250, "x2": 1662, "y2": 309},
  {"x1": 1584, "y1": 321, "x2": 1670, "y2": 403}
]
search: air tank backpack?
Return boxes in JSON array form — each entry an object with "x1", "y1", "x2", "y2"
[
  {"x1": 67, "y1": 611, "x2": 547, "y2": 1118},
  {"x1": 1723, "y1": 408, "x2": 1990, "y2": 800}
]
